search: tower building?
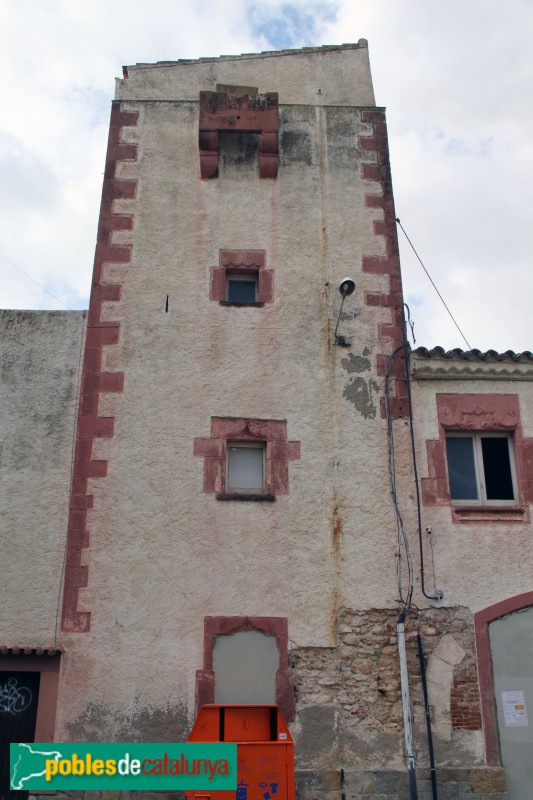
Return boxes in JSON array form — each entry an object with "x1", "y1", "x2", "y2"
[{"x1": 2, "y1": 42, "x2": 532, "y2": 800}]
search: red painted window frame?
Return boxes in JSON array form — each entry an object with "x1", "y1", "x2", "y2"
[
  {"x1": 421, "y1": 394, "x2": 533, "y2": 523},
  {"x1": 210, "y1": 250, "x2": 274, "y2": 305},
  {"x1": 193, "y1": 417, "x2": 300, "y2": 496}
]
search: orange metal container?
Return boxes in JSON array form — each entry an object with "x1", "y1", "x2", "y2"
[{"x1": 186, "y1": 705, "x2": 294, "y2": 800}]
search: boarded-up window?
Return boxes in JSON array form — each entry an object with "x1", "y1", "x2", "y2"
[{"x1": 213, "y1": 631, "x2": 278, "y2": 704}]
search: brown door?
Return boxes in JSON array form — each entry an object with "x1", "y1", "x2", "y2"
[{"x1": 0, "y1": 671, "x2": 40, "y2": 800}]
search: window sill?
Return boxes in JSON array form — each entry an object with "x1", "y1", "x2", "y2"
[
  {"x1": 219, "y1": 301, "x2": 265, "y2": 307},
  {"x1": 451, "y1": 504, "x2": 528, "y2": 524},
  {"x1": 216, "y1": 492, "x2": 276, "y2": 502}
]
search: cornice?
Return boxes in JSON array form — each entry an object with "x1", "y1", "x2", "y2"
[{"x1": 411, "y1": 350, "x2": 533, "y2": 382}]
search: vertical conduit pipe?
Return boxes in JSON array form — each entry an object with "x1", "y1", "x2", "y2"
[
  {"x1": 417, "y1": 633, "x2": 438, "y2": 800},
  {"x1": 397, "y1": 620, "x2": 418, "y2": 799}
]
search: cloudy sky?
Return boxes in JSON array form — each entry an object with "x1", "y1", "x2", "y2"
[{"x1": 1, "y1": 0, "x2": 532, "y2": 352}]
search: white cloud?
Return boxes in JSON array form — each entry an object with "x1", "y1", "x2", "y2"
[{"x1": 1, "y1": 0, "x2": 532, "y2": 350}]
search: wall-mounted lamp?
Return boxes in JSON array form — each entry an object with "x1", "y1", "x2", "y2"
[{"x1": 334, "y1": 277, "x2": 356, "y2": 346}]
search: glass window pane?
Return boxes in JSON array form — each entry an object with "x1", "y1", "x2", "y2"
[
  {"x1": 228, "y1": 446, "x2": 263, "y2": 491},
  {"x1": 227, "y1": 278, "x2": 257, "y2": 302},
  {"x1": 446, "y1": 437, "x2": 478, "y2": 500},
  {"x1": 481, "y1": 437, "x2": 514, "y2": 500}
]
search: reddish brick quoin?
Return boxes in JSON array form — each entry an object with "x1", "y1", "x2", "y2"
[
  {"x1": 61, "y1": 102, "x2": 138, "y2": 633},
  {"x1": 195, "y1": 616, "x2": 295, "y2": 721},
  {"x1": 359, "y1": 110, "x2": 407, "y2": 419}
]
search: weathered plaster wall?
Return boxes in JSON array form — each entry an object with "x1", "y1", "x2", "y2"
[
  {"x1": 410, "y1": 369, "x2": 533, "y2": 613},
  {"x1": 48, "y1": 48, "x2": 519, "y2": 798},
  {"x1": 0, "y1": 310, "x2": 85, "y2": 644},
  {"x1": 117, "y1": 42, "x2": 375, "y2": 106},
  {"x1": 56, "y1": 47, "x2": 404, "y2": 742}
]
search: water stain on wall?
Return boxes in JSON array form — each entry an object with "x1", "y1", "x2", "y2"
[{"x1": 66, "y1": 700, "x2": 191, "y2": 743}]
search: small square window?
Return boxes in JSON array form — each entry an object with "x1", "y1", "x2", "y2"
[
  {"x1": 226, "y1": 274, "x2": 258, "y2": 303},
  {"x1": 227, "y1": 443, "x2": 265, "y2": 493},
  {"x1": 446, "y1": 434, "x2": 516, "y2": 505}
]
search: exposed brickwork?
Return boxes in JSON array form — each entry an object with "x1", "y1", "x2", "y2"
[
  {"x1": 289, "y1": 607, "x2": 481, "y2": 751},
  {"x1": 193, "y1": 417, "x2": 300, "y2": 495},
  {"x1": 61, "y1": 102, "x2": 138, "y2": 633},
  {"x1": 359, "y1": 110, "x2": 407, "y2": 419},
  {"x1": 210, "y1": 249, "x2": 274, "y2": 303},
  {"x1": 196, "y1": 616, "x2": 295, "y2": 721},
  {"x1": 451, "y1": 658, "x2": 483, "y2": 731},
  {"x1": 421, "y1": 393, "x2": 533, "y2": 523},
  {"x1": 199, "y1": 91, "x2": 279, "y2": 178}
]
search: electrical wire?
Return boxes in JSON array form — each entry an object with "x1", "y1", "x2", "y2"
[
  {"x1": 384, "y1": 344, "x2": 414, "y2": 620},
  {"x1": 395, "y1": 218, "x2": 472, "y2": 351},
  {"x1": 385, "y1": 306, "x2": 442, "y2": 614},
  {"x1": 400, "y1": 306, "x2": 442, "y2": 603},
  {"x1": 0, "y1": 250, "x2": 76, "y2": 312}
]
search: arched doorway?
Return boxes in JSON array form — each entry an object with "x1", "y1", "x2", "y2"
[{"x1": 475, "y1": 592, "x2": 533, "y2": 799}]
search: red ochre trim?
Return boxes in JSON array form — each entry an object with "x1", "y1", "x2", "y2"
[
  {"x1": 475, "y1": 592, "x2": 533, "y2": 765},
  {"x1": 61, "y1": 102, "x2": 138, "y2": 633},
  {"x1": 193, "y1": 417, "x2": 300, "y2": 494},
  {"x1": 421, "y1": 394, "x2": 533, "y2": 522},
  {"x1": 195, "y1": 616, "x2": 295, "y2": 722},
  {"x1": 210, "y1": 249, "x2": 274, "y2": 303},
  {"x1": 359, "y1": 110, "x2": 407, "y2": 419},
  {"x1": 199, "y1": 92, "x2": 279, "y2": 179}
]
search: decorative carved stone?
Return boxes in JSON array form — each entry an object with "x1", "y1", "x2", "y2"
[
  {"x1": 420, "y1": 393, "x2": 533, "y2": 519},
  {"x1": 199, "y1": 91, "x2": 279, "y2": 179},
  {"x1": 210, "y1": 249, "x2": 274, "y2": 304}
]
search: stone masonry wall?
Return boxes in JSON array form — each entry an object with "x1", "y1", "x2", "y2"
[
  {"x1": 287, "y1": 606, "x2": 507, "y2": 799},
  {"x1": 296, "y1": 766, "x2": 507, "y2": 800},
  {"x1": 30, "y1": 767, "x2": 508, "y2": 800},
  {"x1": 289, "y1": 606, "x2": 483, "y2": 772},
  {"x1": 28, "y1": 605, "x2": 506, "y2": 800}
]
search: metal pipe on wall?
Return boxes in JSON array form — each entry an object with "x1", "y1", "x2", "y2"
[{"x1": 397, "y1": 620, "x2": 418, "y2": 800}]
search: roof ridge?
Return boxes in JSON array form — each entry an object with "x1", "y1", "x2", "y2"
[
  {"x1": 413, "y1": 346, "x2": 533, "y2": 361},
  {"x1": 126, "y1": 41, "x2": 368, "y2": 70}
]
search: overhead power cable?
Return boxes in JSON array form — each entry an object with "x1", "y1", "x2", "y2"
[
  {"x1": 0, "y1": 250, "x2": 75, "y2": 311},
  {"x1": 395, "y1": 218, "x2": 472, "y2": 350}
]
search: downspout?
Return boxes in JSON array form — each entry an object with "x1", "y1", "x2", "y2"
[{"x1": 397, "y1": 615, "x2": 418, "y2": 800}]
